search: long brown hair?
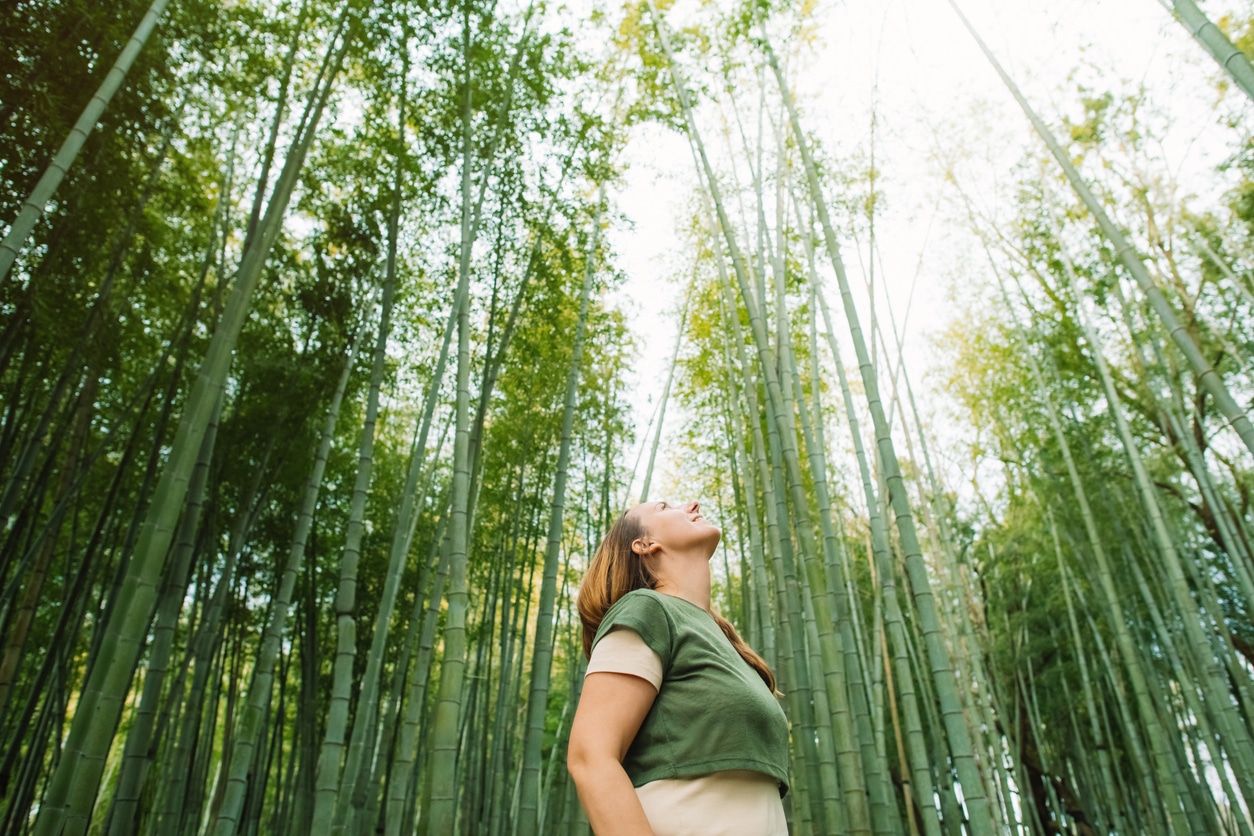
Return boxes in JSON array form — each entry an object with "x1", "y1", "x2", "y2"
[{"x1": 577, "y1": 510, "x2": 778, "y2": 693}]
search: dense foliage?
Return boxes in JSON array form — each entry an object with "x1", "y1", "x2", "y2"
[{"x1": 1, "y1": 0, "x2": 1253, "y2": 834}]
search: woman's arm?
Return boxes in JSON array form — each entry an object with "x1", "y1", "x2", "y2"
[{"x1": 566, "y1": 671, "x2": 657, "y2": 835}]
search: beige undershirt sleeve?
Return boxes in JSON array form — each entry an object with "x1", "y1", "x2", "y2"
[{"x1": 585, "y1": 626, "x2": 663, "y2": 691}]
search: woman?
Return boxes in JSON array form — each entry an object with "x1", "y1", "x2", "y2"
[{"x1": 566, "y1": 499, "x2": 790, "y2": 835}]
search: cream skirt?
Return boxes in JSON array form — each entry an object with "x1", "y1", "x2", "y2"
[{"x1": 635, "y1": 769, "x2": 788, "y2": 836}]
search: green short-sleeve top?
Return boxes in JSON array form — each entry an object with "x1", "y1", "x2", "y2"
[{"x1": 590, "y1": 589, "x2": 790, "y2": 795}]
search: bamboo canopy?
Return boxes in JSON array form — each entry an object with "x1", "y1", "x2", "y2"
[{"x1": 0, "y1": 0, "x2": 1252, "y2": 834}]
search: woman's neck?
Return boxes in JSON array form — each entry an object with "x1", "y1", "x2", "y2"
[{"x1": 653, "y1": 556, "x2": 712, "y2": 611}]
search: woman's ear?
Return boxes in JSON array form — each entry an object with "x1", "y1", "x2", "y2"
[{"x1": 632, "y1": 537, "x2": 654, "y2": 557}]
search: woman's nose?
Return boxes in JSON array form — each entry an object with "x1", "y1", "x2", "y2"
[{"x1": 686, "y1": 500, "x2": 699, "y2": 513}]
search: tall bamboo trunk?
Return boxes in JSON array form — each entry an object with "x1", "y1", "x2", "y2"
[
  {"x1": 759, "y1": 31, "x2": 995, "y2": 836},
  {"x1": 330, "y1": 55, "x2": 420, "y2": 833},
  {"x1": 0, "y1": 0, "x2": 173, "y2": 282},
  {"x1": 794, "y1": 198, "x2": 909, "y2": 836},
  {"x1": 812, "y1": 277, "x2": 940, "y2": 836},
  {"x1": 517, "y1": 187, "x2": 604, "y2": 836},
  {"x1": 30, "y1": 14, "x2": 352, "y2": 832},
  {"x1": 105, "y1": 391, "x2": 223, "y2": 836},
  {"x1": 385, "y1": 507, "x2": 452, "y2": 836},
  {"x1": 0, "y1": 371, "x2": 97, "y2": 720},
  {"x1": 0, "y1": 364, "x2": 157, "y2": 824},
  {"x1": 1049, "y1": 206, "x2": 1254, "y2": 808},
  {"x1": 647, "y1": 8, "x2": 833, "y2": 826},
  {"x1": 969, "y1": 211, "x2": 1192, "y2": 832},
  {"x1": 639, "y1": 282, "x2": 692, "y2": 502},
  {"x1": 947, "y1": 0, "x2": 1254, "y2": 457},
  {"x1": 211, "y1": 299, "x2": 374, "y2": 836},
  {"x1": 1163, "y1": 0, "x2": 1254, "y2": 102},
  {"x1": 420, "y1": 7, "x2": 477, "y2": 830},
  {"x1": 312, "y1": 226, "x2": 400, "y2": 825},
  {"x1": 713, "y1": 290, "x2": 774, "y2": 666}
]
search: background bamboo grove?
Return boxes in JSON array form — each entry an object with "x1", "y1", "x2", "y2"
[{"x1": 2, "y1": 0, "x2": 1254, "y2": 833}]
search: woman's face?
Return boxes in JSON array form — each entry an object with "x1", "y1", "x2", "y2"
[{"x1": 630, "y1": 499, "x2": 721, "y2": 557}]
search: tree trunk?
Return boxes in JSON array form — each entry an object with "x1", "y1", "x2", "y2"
[
  {"x1": 420, "y1": 6, "x2": 478, "y2": 830},
  {"x1": 1165, "y1": 0, "x2": 1254, "y2": 103},
  {"x1": 31, "y1": 13, "x2": 353, "y2": 832},
  {"x1": 0, "y1": 0, "x2": 173, "y2": 282},
  {"x1": 517, "y1": 187, "x2": 604, "y2": 836},
  {"x1": 947, "y1": 0, "x2": 1254, "y2": 457}
]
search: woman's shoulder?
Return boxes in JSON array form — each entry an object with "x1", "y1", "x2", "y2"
[
  {"x1": 603, "y1": 588, "x2": 667, "y2": 621},
  {"x1": 620, "y1": 587, "x2": 665, "y2": 604},
  {"x1": 595, "y1": 590, "x2": 675, "y2": 655},
  {"x1": 622, "y1": 589, "x2": 714, "y2": 617},
  {"x1": 606, "y1": 588, "x2": 703, "y2": 619}
]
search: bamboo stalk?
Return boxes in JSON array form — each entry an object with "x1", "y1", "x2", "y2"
[
  {"x1": 760, "y1": 29, "x2": 995, "y2": 835},
  {"x1": 518, "y1": 187, "x2": 605, "y2": 836},
  {"x1": 32, "y1": 14, "x2": 354, "y2": 832},
  {"x1": 948, "y1": 0, "x2": 1254, "y2": 457},
  {"x1": 0, "y1": 0, "x2": 173, "y2": 282}
]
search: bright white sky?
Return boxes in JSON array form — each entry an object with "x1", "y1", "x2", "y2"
[{"x1": 604, "y1": 0, "x2": 1253, "y2": 508}]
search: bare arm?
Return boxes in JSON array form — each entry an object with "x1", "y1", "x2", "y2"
[{"x1": 567, "y1": 672, "x2": 657, "y2": 835}]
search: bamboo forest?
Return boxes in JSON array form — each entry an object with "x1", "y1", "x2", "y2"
[{"x1": 7, "y1": 0, "x2": 1254, "y2": 832}]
